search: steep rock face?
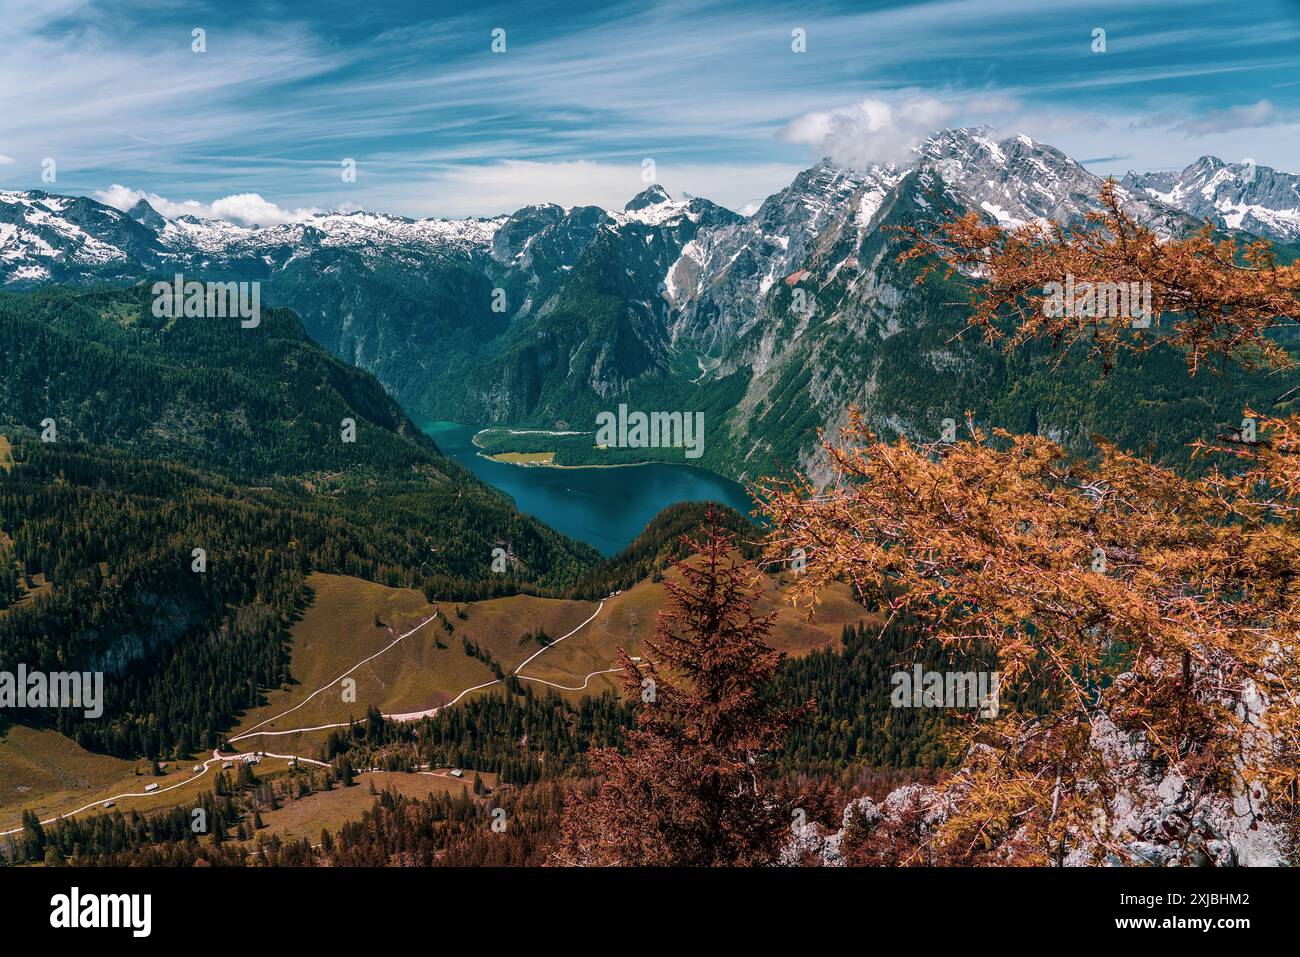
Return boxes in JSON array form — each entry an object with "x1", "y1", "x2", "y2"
[
  {"x1": 668, "y1": 130, "x2": 1266, "y2": 484},
  {"x1": 691, "y1": 155, "x2": 1011, "y2": 483},
  {"x1": 665, "y1": 160, "x2": 888, "y2": 354},
  {"x1": 0, "y1": 191, "x2": 165, "y2": 285},
  {"x1": 785, "y1": 691, "x2": 1290, "y2": 867},
  {"x1": 919, "y1": 128, "x2": 1087, "y2": 226},
  {"x1": 467, "y1": 188, "x2": 743, "y2": 423},
  {"x1": 125, "y1": 198, "x2": 168, "y2": 231},
  {"x1": 624, "y1": 183, "x2": 671, "y2": 211},
  {"x1": 85, "y1": 593, "x2": 205, "y2": 677},
  {"x1": 1124, "y1": 156, "x2": 1300, "y2": 243},
  {"x1": 788, "y1": 769, "x2": 1286, "y2": 867},
  {"x1": 1057, "y1": 708, "x2": 1286, "y2": 867},
  {"x1": 916, "y1": 128, "x2": 1188, "y2": 235},
  {"x1": 490, "y1": 203, "x2": 608, "y2": 321}
]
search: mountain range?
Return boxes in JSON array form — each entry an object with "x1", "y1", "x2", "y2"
[
  {"x1": 1122, "y1": 155, "x2": 1300, "y2": 243},
  {"x1": 3, "y1": 127, "x2": 1297, "y2": 484}
]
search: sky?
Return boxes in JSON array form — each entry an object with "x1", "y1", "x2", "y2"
[{"x1": 2, "y1": 0, "x2": 1299, "y2": 223}]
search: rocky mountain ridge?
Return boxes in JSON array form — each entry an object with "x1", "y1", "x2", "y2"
[{"x1": 2, "y1": 129, "x2": 1293, "y2": 485}]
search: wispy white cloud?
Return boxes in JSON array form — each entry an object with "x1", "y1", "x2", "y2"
[
  {"x1": 778, "y1": 94, "x2": 1033, "y2": 167},
  {"x1": 780, "y1": 97, "x2": 947, "y2": 167},
  {"x1": 97, "y1": 160, "x2": 803, "y2": 223},
  {"x1": 3, "y1": 0, "x2": 1298, "y2": 217},
  {"x1": 416, "y1": 160, "x2": 803, "y2": 218},
  {"x1": 0, "y1": 3, "x2": 348, "y2": 192},
  {"x1": 1136, "y1": 99, "x2": 1298, "y2": 135},
  {"x1": 94, "y1": 184, "x2": 325, "y2": 226}
]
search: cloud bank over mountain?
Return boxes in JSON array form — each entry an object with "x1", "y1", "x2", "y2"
[{"x1": 95, "y1": 185, "x2": 330, "y2": 226}]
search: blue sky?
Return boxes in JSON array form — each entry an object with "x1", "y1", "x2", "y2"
[{"x1": 2, "y1": 0, "x2": 1299, "y2": 222}]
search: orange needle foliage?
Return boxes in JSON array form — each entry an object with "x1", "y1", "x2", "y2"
[
  {"x1": 762, "y1": 187, "x2": 1300, "y2": 864},
  {"x1": 898, "y1": 179, "x2": 1300, "y2": 374}
]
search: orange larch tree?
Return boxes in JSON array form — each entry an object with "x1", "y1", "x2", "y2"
[{"x1": 760, "y1": 183, "x2": 1300, "y2": 864}]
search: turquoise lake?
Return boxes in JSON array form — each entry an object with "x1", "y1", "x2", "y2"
[{"x1": 422, "y1": 421, "x2": 756, "y2": 557}]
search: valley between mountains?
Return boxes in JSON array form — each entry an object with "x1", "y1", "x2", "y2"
[{"x1": 4, "y1": 127, "x2": 1297, "y2": 485}]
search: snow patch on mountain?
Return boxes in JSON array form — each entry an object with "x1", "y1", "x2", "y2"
[{"x1": 1123, "y1": 156, "x2": 1300, "y2": 244}]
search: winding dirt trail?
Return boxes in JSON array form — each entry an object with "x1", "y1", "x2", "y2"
[{"x1": 2, "y1": 599, "x2": 612, "y2": 836}]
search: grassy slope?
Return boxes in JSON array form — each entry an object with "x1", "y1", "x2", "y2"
[
  {"x1": 3, "y1": 566, "x2": 865, "y2": 833},
  {"x1": 518, "y1": 566, "x2": 865, "y2": 696},
  {"x1": 237, "y1": 567, "x2": 863, "y2": 751},
  {"x1": 244, "y1": 770, "x2": 494, "y2": 847},
  {"x1": 0, "y1": 724, "x2": 300, "y2": 833},
  {"x1": 229, "y1": 573, "x2": 599, "y2": 741}
]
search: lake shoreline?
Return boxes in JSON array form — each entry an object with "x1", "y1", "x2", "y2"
[
  {"x1": 471, "y1": 426, "x2": 735, "y2": 476},
  {"x1": 481, "y1": 450, "x2": 656, "y2": 469},
  {"x1": 422, "y1": 420, "x2": 757, "y2": 557}
]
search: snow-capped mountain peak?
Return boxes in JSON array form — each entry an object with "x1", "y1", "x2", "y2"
[
  {"x1": 915, "y1": 127, "x2": 1105, "y2": 228},
  {"x1": 2, "y1": 130, "x2": 1296, "y2": 301},
  {"x1": 126, "y1": 198, "x2": 167, "y2": 231},
  {"x1": 1123, "y1": 157, "x2": 1300, "y2": 243},
  {"x1": 624, "y1": 184, "x2": 672, "y2": 211},
  {"x1": 0, "y1": 189, "x2": 161, "y2": 284}
]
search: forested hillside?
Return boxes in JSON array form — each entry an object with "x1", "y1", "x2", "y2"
[
  {"x1": 0, "y1": 284, "x2": 438, "y2": 478},
  {"x1": 0, "y1": 285, "x2": 607, "y2": 761}
]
